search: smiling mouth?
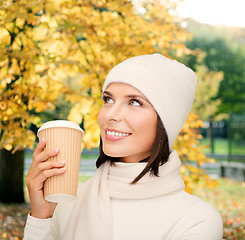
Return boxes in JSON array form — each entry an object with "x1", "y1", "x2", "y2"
[{"x1": 106, "y1": 130, "x2": 131, "y2": 137}]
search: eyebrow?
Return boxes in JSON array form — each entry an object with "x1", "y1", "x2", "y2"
[
  {"x1": 103, "y1": 91, "x2": 151, "y2": 104},
  {"x1": 103, "y1": 91, "x2": 113, "y2": 97}
]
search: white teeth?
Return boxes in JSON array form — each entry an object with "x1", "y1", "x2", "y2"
[{"x1": 106, "y1": 131, "x2": 130, "y2": 137}]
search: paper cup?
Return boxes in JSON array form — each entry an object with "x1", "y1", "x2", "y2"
[{"x1": 37, "y1": 120, "x2": 84, "y2": 203}]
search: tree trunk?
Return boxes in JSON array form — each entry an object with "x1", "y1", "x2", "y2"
[
  {"x1": 0, "y1": 149, "x2": 25, "y2": 203},
  {"x1": 210, "y1": 121, "x2": 215, "y2": 154},
  {"x1": 207, "y1": 120, "x2": 215, "y2": 154}
]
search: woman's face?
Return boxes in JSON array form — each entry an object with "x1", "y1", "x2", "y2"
[{"x1": 97, "y1": 83, "x2": 157, "y2": 163}]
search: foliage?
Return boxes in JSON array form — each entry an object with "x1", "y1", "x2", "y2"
[
  {"x1": 0, "y1": 0, "x2": 189, "y2": 152},
  {"x1": 0, "y1": 0, "x2": 67, "y2": 152},
  {"x1": 176, "y1": 44, "x2": 225, "y2": 122},
  {"x1": 174, "y1": 114, "x2": 217, "y2": 193},
  {"x1": 184, "y1": 21, "x2": 245, "y2": 116},
  {"x1": 193, "y1": 64, "x2": 224, "y2": 121},
  {"x1": 189, "y1": 52, "x2": 225, "y2": 121}
]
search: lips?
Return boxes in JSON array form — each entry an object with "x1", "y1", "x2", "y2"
[
  {"x1": 105, "y1": 129, "x2": 131, "y2": 141},
  {"x1": 106, "y1": 130, "x2": 130, "y2": 137}
]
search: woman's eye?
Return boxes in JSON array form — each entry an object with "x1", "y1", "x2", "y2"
[
  {"x1": 102, "y1": 96, "x2": 114, "y2": 104},
  {"x1": 130, "y1": 99, "x2": 142, "y2": 106}
]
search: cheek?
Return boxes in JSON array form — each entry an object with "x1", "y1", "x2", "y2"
[
  {"x1": 133, "y1": 113, "x2": 157, "y2": 146},
  {"x1": 142, "y1": 122, "x2": 157, "y2": 148}
]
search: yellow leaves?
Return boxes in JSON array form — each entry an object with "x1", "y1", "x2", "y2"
[
  {"x1": 4, "y1": 144, "x2": 12, "y2": 151},
  {"x1": 6, "y1": 108, "x2": 13, "y2": 116},
  {"x1": 83, "y1": 116, "x2": 100, "y2": 150},
  {"x1": 68, "y1": 95, "x2": 102, "y2": 150},
  {"x1": 191, "y1": 63, "x2": 224, "y2": 121},
  {"x1": 1, "y1": 233, "x2": 7, "y2": 238},
  {"x1": 68, "y1": 103, "x2": 83, "y2": 124},
  {"x1": 8, "y1": 58, "x2": 20, "y2": 75},
  {"x1": 83, "y1": 107, "x2": 101, "y2": 150},
  {"x1": 180, "y1": 163, "x2": 217, "y2": 194},
  {"x1": 100, "y1": 10, "x2": 118, "y2": 23},
  {"x1": 32, "y1": 23, "x2": 49, "y2": 41},
  {"x1": 174, "y1": 113, "x2": 218, "y2": 193},
  {"x1": 40, "y1": 14, "x2": 50, "y2": 24},
  {"x1": 67, "y1": 96, "x2": 101, "y2": 149},
  {"x1": 80, "y1": 98, "x2": 94, "y2": 116},
  {"x1": 0, "y1": 124, "x2": 37, "y2": 153},
  {"x1": 97, "y1": 30, "x2": 107, "y2": 37},
  {"x1": 33, "y1": 101, "x2": 48, "y2": 113},
  {"x1": 0, "y1": 27, "x2": 10, "y2": 45},
  {"x1": 16, "y1": 17, "x2": 25, "y2": 28},
  {"x1": 42, "y1": 39, "x2": 68, "y2": 56},
  {"x1": 0, "y1": 75, "x2": 51, "y2": 151}
]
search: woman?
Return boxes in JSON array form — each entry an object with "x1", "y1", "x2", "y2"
[{"x1": 24, "y1": 53, "x2": 223, "y2": 240}]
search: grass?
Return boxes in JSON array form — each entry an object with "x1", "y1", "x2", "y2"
[
  {"x1": 200, "y1": 138, "x2": 245, "y2": 155},
  {"x1": 79, "y1": 175, "x2": 92, "y2": 182}
]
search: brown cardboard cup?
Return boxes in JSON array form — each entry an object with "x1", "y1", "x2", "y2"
[{"x1": 37, "y1": 120, "x2": 84, "y2": 203}]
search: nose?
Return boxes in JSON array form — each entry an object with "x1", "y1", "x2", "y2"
[{"x1": 106, "y1": 103, "x2": 124, "y2": 122}]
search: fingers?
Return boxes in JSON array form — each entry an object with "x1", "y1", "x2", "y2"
[
  {"x1": 33, "y1": 138, "x2": 46, "y2": 156},
  {"x1": 30, "y1": 166, "x2": 66, "y2": 191},
  {"x1": 39, "y1": 160, "x2": 65, "y2": 172},
  {"x1": 26, "y1": 161, "x2": 66, "y2": 191},
  {"x1": 35, "y1": 148, "x2": 59, "y2": 163},
  {"x1": 37, "y1": 166, "x2": 66, "y2": 183},
  {"x1": 27, "y1": 140, "x2": 64, "y2": 183},
  {"x1": 33, "y1": 138, "x2": 60, "y2": 163},
  {"x1": 29, "y1": 159, "x2": 66, "y2": 179},
  {"x1": 37, "y1": 160, "x2": 65, "y2": 176}
]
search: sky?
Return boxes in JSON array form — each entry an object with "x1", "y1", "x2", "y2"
[{"x1": 176, "y1": 0, "x2": 245, "y2": 27}]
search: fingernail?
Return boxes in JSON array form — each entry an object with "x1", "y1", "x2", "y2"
[
  {"x1": 41, "y1": 138, "x2": 45, "y2": 143},
  {"x1": 59, "y1": 167, "x2": 66, "y2": 172},
  {"x1": 54, "y1": 148, "x2": 59, "y2": 153},
  {"x1": 58, "y1": 161, "x2": 65, "y2": 165}
]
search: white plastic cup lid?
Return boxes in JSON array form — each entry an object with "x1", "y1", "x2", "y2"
[{"x1": 37, "y1": 120, "x2": 84, "y2": 137}]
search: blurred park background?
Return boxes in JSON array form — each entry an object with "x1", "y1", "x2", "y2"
[{"x1": 0, "y1": 0, "x2": 244, "y2": 239}]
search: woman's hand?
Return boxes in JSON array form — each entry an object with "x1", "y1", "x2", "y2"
[{"x1": 26, "y1": 139, "x2": 66, "y2": 219}]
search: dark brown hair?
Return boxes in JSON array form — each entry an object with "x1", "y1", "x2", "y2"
[{"x1": 96, "y1": 114, "x2": 170, "y2": 184}]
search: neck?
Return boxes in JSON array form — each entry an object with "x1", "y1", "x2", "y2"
[{"x1": 119, "y1": 152, "x2": 151, "y2": 163}]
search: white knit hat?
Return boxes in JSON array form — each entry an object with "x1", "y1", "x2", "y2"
[{"x1": 103, "y1": 53, "x2": 197, "y2": 151}]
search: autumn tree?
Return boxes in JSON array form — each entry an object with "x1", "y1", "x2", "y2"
[
  {"x1": 0, "y1": 0, "x2": 215, "y2": 202},
  {"x1": 0, "y1": 0, "x2": 65, "y2": 202}
]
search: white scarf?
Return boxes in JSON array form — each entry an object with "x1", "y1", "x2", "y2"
[{"x1": 62, "y1": 150, "x2": 185, "y2": 239}]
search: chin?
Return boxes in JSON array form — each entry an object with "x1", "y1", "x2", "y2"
[{"x1": 102, "y1": 145, "x2": 124, "y2": 158}]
